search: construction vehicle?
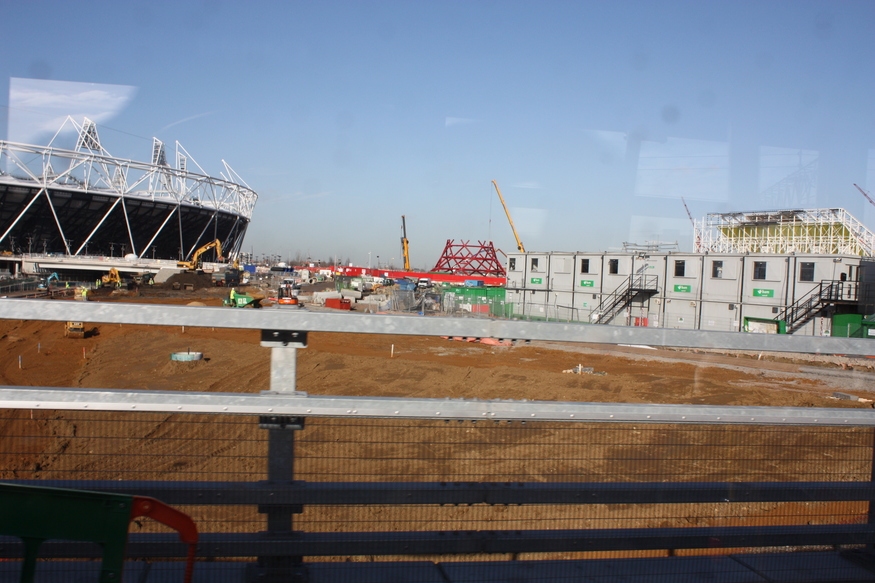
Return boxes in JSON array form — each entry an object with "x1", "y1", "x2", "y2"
[
  {"x1": 177, "y1": 239, "x2": 222, "y2": 271},
  {"x1": 64, "y1": 321, "x2": 86, "y2": 339},
  {"x1": 277, "y1": 285, "x2": 300, "y2": 306},
  {"x1": 401, "y1": 215, "x2": 411, "y2": 271},
  {"x1": 131, "y1": 272, "x2": 153, "y2": 285},
  {"x1": 491, "y1": 180, "x2": 525, "y2": 252},
  {"x1": 223, "y1": 288, "x2": 263, "y2": 308},
  {"x1": 101, "y1": 268, "x2": 122, "y2": 287},
  {"x1": 38, "y1": 273, "x2": 60, "y2": 289}
]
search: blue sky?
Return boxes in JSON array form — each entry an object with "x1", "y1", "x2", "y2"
[{"x1": 2, "y1": 1, "x2": 873, "y2": 268}]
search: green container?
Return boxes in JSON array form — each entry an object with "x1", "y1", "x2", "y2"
[
  {"x1": 442, "y1": 286, "x2": 508, "y2": 316},
  {"x1": 832, "y1": 313, "x2": 863, "y2": 338}
]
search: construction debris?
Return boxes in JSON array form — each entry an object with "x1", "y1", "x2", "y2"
[
  {"x1": 832, "y1": 392, "x2": 873, "y2": 403},
  {"x1": 563, "y1": 364, "x2": 594, "y2": 374},
  {"x1": 442, "y1": 336, "x2": 514, "y2": 346}
]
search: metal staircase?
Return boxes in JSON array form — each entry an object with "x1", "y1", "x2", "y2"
[
  {"x1": 590, "y1": 273, "x2": 659, "y2": 324},
  {"x1": 776, "y1": 280, "x2": 858, "y2": 333}
]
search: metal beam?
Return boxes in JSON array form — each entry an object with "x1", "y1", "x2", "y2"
[
  {"x1": 2, "y1": 298, "x2": 875, "y2": 355},
  {"x1": 1, "y1": 386, "x2": 873, "y2": 426},
  {"x1": 7, "y1": 525, "x2": 874, "y2": 558},
  {"x1": 12, "y1": 480, "x2": 875, "y2": 506}
]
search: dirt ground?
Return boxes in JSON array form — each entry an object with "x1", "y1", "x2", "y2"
[{"x1": 2, "y1": 285, "x2": 874, "y2": 408}]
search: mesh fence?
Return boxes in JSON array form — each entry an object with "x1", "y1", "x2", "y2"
[{"x1": 0, "y1": 409, "x2": 872, "y2": 577}]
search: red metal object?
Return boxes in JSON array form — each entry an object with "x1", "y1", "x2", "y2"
[
  {"x1": 131, "y1": 496, "x2": 198, "y2": 583},
  {"x1": 430, "y1": 240, "x2": 506, "y2": 277},
  {"x1": 325, "y1": 298, "x2": 351, "y2": 310}
]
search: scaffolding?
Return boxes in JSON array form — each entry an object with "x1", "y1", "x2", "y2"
[{"x1": 694, "y1": 208, "x2": 875, "y2": 256}]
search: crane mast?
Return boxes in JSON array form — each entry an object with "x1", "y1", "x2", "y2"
[
  {"x1": 682, "y1": 197, "x2": 702, "y2": 253},
  {"x1": 854, "y1": 184, "x2": 875, "y2": 208},
  {"x1": 491, "y1": 180, "x2": 525, "y2": 253},
  {"x1": 401, "y1": 215, "x2": 411, "y2": 271},
  {"x1": 681, "y1": 197, "x2": 694, "y2": 227}
]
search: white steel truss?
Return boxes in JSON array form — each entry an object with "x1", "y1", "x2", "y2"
[
  {"x1": 0, "y1": 117, "x2": 258, "y2": 258},
  {"x1": 0, "y1": 116, "x2": 258, "y2": 220},
  {"x1": 693, "y1": 208, "x2": 875, "y2": 256}
]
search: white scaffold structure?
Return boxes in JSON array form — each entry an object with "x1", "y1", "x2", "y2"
[
  {"x1": 0, "y1": 117, "x2": 257, "y2": 261},
  {"x1": 693, "y1": 208, "x2": 875, "y2": 256}
]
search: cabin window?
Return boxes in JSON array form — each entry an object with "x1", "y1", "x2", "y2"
[
  {"x1": 800, "y1": 262, "x2": 815, "y2": 282},
  {"x1": 530, "y1": 258, "x2": 539, "y2": 272},
  {"x1": 753, "y1": 261, "x2": 767, "y2": 280},
  {"x1": 674, "y1": 260, "x2": 686, "y2": 277},
  {"x1": 508, "y1": 258, "x2": 517, "y2": 271},
  {"x1": 580, "y1": 259, "x2": 590, "y2": 273},
  {"x1": 608, "y1": 259, "x2": 619, "y2": 274},
  {"x1": 712, "y1": 260, "x2": 723, "y2": 278}
]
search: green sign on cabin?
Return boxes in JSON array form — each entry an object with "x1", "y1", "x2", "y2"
[
  {"x1": 530, "y1": 277, "x2": 543, "y2": 284},
  {"x1": 580, "y1": 280, "x2": 594, "y2": 287},
  {"x1": 674, "y1": 284, "x2": 691, "y2": 293},
  {"x1": 752, "y1": 288, "x2": 774, "y2": 297}
]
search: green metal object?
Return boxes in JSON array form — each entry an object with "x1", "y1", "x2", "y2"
[
  {"x1": 0, "y1": 482, "x2": 134, "y2": 583},
  {"x1": 223, "y1": 290, "x2": 263, "y2": 308},
  {"x1": 832, "y1": 313, "x2": 864, "y2": 338},
  {"x1": 0, "y1": 482, "x2": 199, "y2": 583}
]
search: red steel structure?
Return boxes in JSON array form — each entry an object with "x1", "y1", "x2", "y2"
[{"x1": 430, "y1": 239, "x2": 506, "y2": 277}]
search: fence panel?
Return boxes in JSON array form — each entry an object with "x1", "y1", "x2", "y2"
[{"x1": 2, "y1": 409, "x2": 874, "y2": 581}]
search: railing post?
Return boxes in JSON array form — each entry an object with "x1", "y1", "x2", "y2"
[{"x1": 251, "y1": 330, "x2": 309, "y2": 583}]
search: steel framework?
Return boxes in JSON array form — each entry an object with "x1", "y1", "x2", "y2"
[
  {"x1": 0, "y1": 117, "x2": 257, "y2": 260},
  {"x1": 693, "y1": 208, "x2": 875, "y2": 256},
  {"x1": 430, "y1": 239, "x2": 506, "y2": 276}
]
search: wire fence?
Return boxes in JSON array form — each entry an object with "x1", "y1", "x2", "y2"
[{"x1": 2, "y1": 411, "x2": 871, "y2": 558}]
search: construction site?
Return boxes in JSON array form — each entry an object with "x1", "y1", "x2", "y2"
[{"x1": 4, "y1": 126, "x2": 875, "y2": 582}]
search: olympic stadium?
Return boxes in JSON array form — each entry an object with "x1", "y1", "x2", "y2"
[{"x1": 0, "y1": 117, "x2": 256, "y2": 267}]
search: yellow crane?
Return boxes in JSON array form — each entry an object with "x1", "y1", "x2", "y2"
[
  {"x1": 491, "y1": 180, "x2": 525, "y2": 253},
  {"x1": 177, "y1": 239, "x2": 222, "y2": 271},
  {"x1": 401, "y1": 215, "x2": 411, "y2": 271}
]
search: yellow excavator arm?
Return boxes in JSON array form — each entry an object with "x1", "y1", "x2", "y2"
[{"x1": 178, "y1": 239, "x2": 222, "y2": 270}]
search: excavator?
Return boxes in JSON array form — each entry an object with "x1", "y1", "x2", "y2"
[
  {"x1": 101, "y1": 268, "x2": 122, "y2": 287},
  {"x1": 38, "y1": 273, "x2": 60, "y2": 289},
  {"x1": 177, "y1": 239, "x2": 222, "y2": 271}
]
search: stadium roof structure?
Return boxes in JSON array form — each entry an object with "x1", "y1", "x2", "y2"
[
  {"x1": 0, "y1": 117, "x2": 256, "y2": 261},
  {"x1": 693, "y1": 208, "x2": 875, "y2": 256}
]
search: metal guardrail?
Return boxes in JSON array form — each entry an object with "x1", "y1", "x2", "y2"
[
  {"x1": 3, "y1": 298, "x2": 875, "y2": 355},
  {"x1": 2, "y1": 299, "x2": 875, "y2": 581}
]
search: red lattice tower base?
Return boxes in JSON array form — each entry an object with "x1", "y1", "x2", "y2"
[{"x1": 430, "y1": 240, "x2": 506, "y2": 276}]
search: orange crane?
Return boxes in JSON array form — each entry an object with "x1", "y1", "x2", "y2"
[
  {"x1": 401, "y1": 215, "x2": 411, "y2": 271},
  {"x1": 491, "y1": 180, "x2": 525, "y2": 253}
]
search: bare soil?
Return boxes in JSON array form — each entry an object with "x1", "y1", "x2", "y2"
[{"x1": 2, "y1": 287, "x2": 873, "y2": 407}]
